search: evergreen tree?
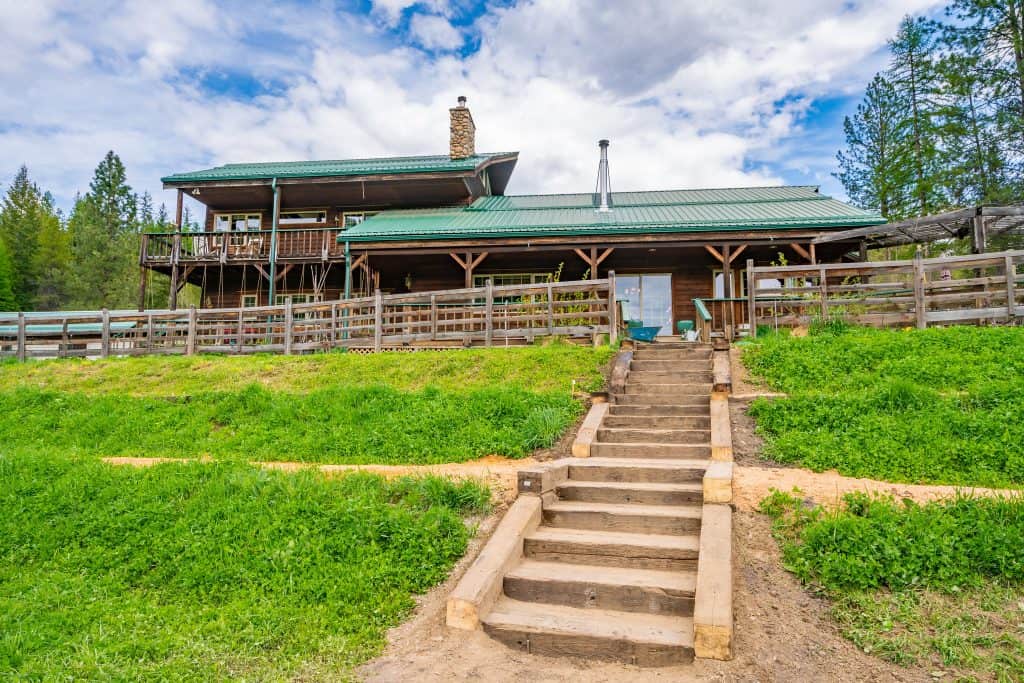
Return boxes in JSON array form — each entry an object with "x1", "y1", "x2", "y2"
[
  {"x1": 0, "y1": 237, "x2": 16, "y2": 311},
  {"x1": 0, "y1": 166, "x2": 45, "y2": 308},
  {"x1": 835, "y1": 75, "x2": 910, "y2": 219},
  {"x1": 888, "y1": 16, "x2": 946, "y2": 215},
  {"x1": 33, "y1": 194, "x2": 71, "y2": 310}
]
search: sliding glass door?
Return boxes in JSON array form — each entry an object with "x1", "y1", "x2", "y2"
[{"x1": 615, "y1": 274, "x2": 673, "y2": 334}]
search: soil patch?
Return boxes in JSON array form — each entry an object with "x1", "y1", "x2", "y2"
[
  {"x1": 357, "y1": 511, "x2": 930, "y2": 682},
  {"x1": 733, "y1": 465, "x2": 1023, "y2": 513}
]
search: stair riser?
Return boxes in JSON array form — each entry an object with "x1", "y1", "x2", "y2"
[
  {"x1": 557, "y1": 484, "x2": 702, "y2": 506},
  {"x1": 608, "y1": 404, "x2": 710, "y2": 416},
  {"x1": 624, "y1": 384, "x2": 713, "y2": 395},
  {"x1": 543, "y1": 509, "x2": 701, "y2": 536},
  {"x1": 630, "y1": 360, "x2": 710, "y2": 371},
  {"x1": 523, "y1": 539, "x2": 699, "y2": 572},
  {"x1": 627, "y1": 372, "x2": 712, "y2": 383},
  {"x1": 602, "y1": 416, "x2": 710, "y2": 429},
  {"x1": 590, "y1": 444, "x2": 711, "y2": 459},
  {"x1": 568, "y1": 465, "x2": 705, "y2": 484},
  {"x1": 596, "y1": 428, "x2": 710, "y2": 444},
  {"x1": 503, "y1": 576, "x2": 694, "y2": 616},
  {"x1": 482, "y1": 625, "x2": 694, "y2": 666},
  {"x1": 613, "y1": 395, "x2": 710, "y2": 407}
]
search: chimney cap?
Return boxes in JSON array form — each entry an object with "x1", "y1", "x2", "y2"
[
  {"x1": 457, "y1": 95, "x2": 467, "y2": 106},
  {"x1": 598, "y1": 139, "x2": 609, "y2": 147}
]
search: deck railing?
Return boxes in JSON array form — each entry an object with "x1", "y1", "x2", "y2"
[
  {"x1": 0, "y1": 278, "x2": 618, "y2": 360},
  {"x1": 142, "y1": 228, "x2": 346, "y2": 264},
  {"x1": 747, "y1": 249, "x2": 1024, "y2": 336}
]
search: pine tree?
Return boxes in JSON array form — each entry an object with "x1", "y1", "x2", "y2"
[
  {"x1": 888, "y1": 16, "x2": 946, "y2": 215},
  {"x1": 33, "y1": 193, "x2": 70, "y2": 310},
  {"x1": 88, "y1": 151, "x2": 137, "y2": 237},
  {"x1": 0, "y1": 166, "x2": 45, "y2": 309},
  {"x1": 836, "y1": 75, "x2": 911, "y2": 219},
  {"x1": 0, "y1": 237, "x2": 16, "y2": 311}
]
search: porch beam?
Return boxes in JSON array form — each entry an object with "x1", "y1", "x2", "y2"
[
  {"x1": 789, "y1": 243, "x2": 812, "y2": 262},
  {"x1": 350, "y1": 254, "x2": 367, "y2": 271},
  {"x1": 704, "y1": 245, "x2": 725, "y2": 263},
  {"x1": 727, "y1": 244, "x2": 747, "y2": 264}
]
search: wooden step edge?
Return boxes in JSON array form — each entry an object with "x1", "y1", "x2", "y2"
[
  {"x1": 526, "y1": 525, "x2": 701, "y2": 553},
  {"x1": 693, "y1": 503, "x2": 733, "y2": 661},
  {"x1": 544, "y1": 500, "x2": 704, "y2": 518},
  {"x1": 506, "y1": 559, "x2": 697, "y2": 594},
  {"x1": 446, "y1": 496, "x2": 542, "y2": 631}
]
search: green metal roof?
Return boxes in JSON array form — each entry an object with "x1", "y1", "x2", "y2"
[
  {"x1": 339, "y1": 186, "x2": 884, "y2": 243},
  {"x1": 161, "y1": 153, "x2": 518, "y2": 184}
]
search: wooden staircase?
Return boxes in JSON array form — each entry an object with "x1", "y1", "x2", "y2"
[{"x1": 463, "y1": 343, "x2": 718, "y2": 666}]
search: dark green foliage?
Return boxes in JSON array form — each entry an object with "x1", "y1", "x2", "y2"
[
  {"x1": 0, "y1": 453, "x2": 489, "y2": 679},
  {"x1": 744, "y1": 326, "x2": 1024, "y2": 486},
  {"x1": 0, "y1": 166, "x2": 66, "y2": 310},
  {"x1": 0, "y1": 238, "x2": 15, "y2": 311}
]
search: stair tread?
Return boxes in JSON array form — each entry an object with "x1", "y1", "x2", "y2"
[
  {"x1": 559, "y1": 480, "x2": 702, "y2": 492},
  {"x1": 592, "y1": 441, "x2": 711, "y2": 448},
  {"x1": 527, "y1": 526, "x2": 701, "y2": 552},
  {"x1": 573, "y1": 457, "x2": 709, "y2": 468},
  {"x1": 544, "y1": 500, "x2": 702, "y2": 518},
  {"x1": 507, "y1": 559, "x2": 697, "y2": 593},
  {"x1": 484, "y1": 597, "x2": 694, "y2": 647}
]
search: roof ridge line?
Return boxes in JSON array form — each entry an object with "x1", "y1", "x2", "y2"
[
  {"x1": 216, "y1": 152, "x2": 517, "y2": 168},
  {"x1": 493, "y1": 185, "x2": 823, "y2": 200},
  {"x1": 467, "y1": 195, "x2": 834, "y2": 212}
]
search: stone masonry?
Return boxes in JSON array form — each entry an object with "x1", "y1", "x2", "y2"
[{"x1": 450, "y1": 96, "x2": 476, "y2": 160}]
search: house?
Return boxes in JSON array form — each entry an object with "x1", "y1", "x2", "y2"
[{"x1": 144, "y1": 97, "x2": 884, "y2": 336}]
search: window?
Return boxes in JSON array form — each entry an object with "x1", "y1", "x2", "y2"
[
  {"x1": 214, "y1": 213, "x2": 261, "y2": 246},
  {"x1": 241, "y1": 294, "x2": 259, "y2": 308},
  {"x1": 341, "y1": 212, "x2": 377, "y2": 230},
  {"x1": 274, "y1": 293, "x2": 321, "y2": 305},
  {"x1": 474, "y1": 273, "x2": 551, "y2": 303},
  {"x1": 279, "y1": 210, "x2": 327, "y2": 225},
  {"x1": 712, "y1": 269, "x2": 747, "y2": 298}
]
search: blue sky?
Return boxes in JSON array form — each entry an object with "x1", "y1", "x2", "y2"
[{"x1": 0, "y1": 0, "x2": 943, "y2": 216}]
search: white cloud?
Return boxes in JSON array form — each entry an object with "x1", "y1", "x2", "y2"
[
  {"x1": 0, "y1": 0, "x2": 946, "y2": 213},
  {"x1": 409, "y1": 14, "x2": 463, "y2": 51}
]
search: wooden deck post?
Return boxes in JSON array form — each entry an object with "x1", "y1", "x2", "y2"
[
  {"x1": 484, "y1": 279, "x2": 494, "y2": 347},
  {"x1": 913, "y1": 250, "x2": 927, "y2": 329},
  {"x1": 430, "y1": 294, "x2": 438, "y2": 340},
  {"x1": 169, "y1": 189, "x2": 183, "y2": 310},
  {"x1": 746, "y1": 259, "x2": 756, "y2": 338},
  {"x1": 608, "y1": 270, "x2": 618, "y2": 344},
  {"x1": 283, "y1": 299, "x2": 294, "y2": 355},
  {"x1": 1006, "y1": 255, "x2": 1017, "y2": 319},
  {"x1": 374, "y1": 289, "x2": 383, "y2": 352},
  {"x1": 186, "y1": 305, "x2": 197, "y2": 355},
  {"x1": 61, "y1": 318, "x2": 69, "y2": 358},
  {"x1": 100, "y1": 308, "x2": 111, "y2": 358},
  {"x1": 818, "y1": 267, "x2": 828, "y2": 321},
  {"x1": 546, "y1": 283, "x2": 554, "y2": 334},
  {"x1": 16, "y1": 312, "x2": 26, "y2": 362}
]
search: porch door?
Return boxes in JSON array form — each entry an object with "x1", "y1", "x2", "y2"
[{"x1": 616, "y1": 274, "x2": 673, "y2": 334}]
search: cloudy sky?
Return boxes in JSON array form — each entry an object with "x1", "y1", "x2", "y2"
[{"x1": 0, "y1": 0, "x2": 942, "y2": 215}]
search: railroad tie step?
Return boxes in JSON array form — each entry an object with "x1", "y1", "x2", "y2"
[
  {"x1": 596, "y1": 427, "x2": 711, "y2": 444},
  {"x1": 590, "y1": 442, "x2": 712, "y2": 459},
  {"x1": 542, "y1": 500, "x2": 702, "y2": 535},
  {"x1": 613, "y1": 394, "x2": 712, "y2": 407},
  {"x1": 567, "y1": 458, "x2": 708, "y2": 483},
  {"x1": 556, "y1": 480, "x2": 703, "y2": 505},
  {"x1": 602, "y1": 415, "x2": 711, "y2": 429},
  {"x1": 481, "y1": 597, "x2": 695, "y2": 666},
  {"x1": 523, "y1": 526, "x2": 701, "y2": 571},
  {"x1": 608, "y1": 403, "x2": 711, "y2": 416},
  {"x1": 623, "y1": 383, "x2": 713, "y2": 395},
  {"x1": 503, "y1": 559, "x2": 697, "y2": 616}
]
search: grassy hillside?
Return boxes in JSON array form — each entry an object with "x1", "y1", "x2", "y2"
[
  {"x1": 0, "y1": 454, "x2": 489, "y2": 680},
  {"x1": 0, "y1": 345, "x2": 613, "y2": 464},
  {"x1": 743, "y1": 325, "x2": 1024, "y2": 487}
]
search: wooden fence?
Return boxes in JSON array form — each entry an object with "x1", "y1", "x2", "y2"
[
  {"x1": 747, "y1": 249, "x2": 1024, "y2": 335},
  {"x1": 0, "y1": 278, "x2": 617, "y2": 361}
]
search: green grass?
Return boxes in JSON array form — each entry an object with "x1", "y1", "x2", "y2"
[
  {"x1": 762, "y1": 490, "x2": 1024, "y2": 680},
  {"x1": 0, "y1": 453, "x2": 490, "y2": 680},
  {"x1": 0, "y1": 345, "x2": 613, "y2": 464},
  {"x1": 742, "y1": 326, "x2": 1024, "y2": 487}
]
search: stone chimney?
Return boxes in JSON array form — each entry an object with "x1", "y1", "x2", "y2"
[{"x1": 449, "y1": 96, "x2": 476, "y2": 160}]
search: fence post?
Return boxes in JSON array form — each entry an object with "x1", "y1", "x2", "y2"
[
  {"x1": 186, "y1": 305, "x2": 197, "y2": 355},
  {"x1": 430, "y1": 294, "x2": 438, "y2": 340},
  {"x1": 16, "y1": 312, "x2": 26, "y2": 362},
  {"x1": 484, "y1": 279, "x2": 494, "y2": 347},
  {"x1": 100, "y1": 308, "x2": 111, "y2": 358},
  {"x1": 284, "y1": 299, "x2": 294, "y2": 355},
  {"x1": 374, "y1": 289, "x2": 383, "y2": 352},
  {"x1": 608, "y1": 270, "x2": 618, "y2": 344},
  {"x1": 1006, "y1": 255, "x2": 1017, "y2": 319},
  {"x1": 546, "y1": 282, "x2": 554, "y2": 334},
  {"x1": 330, "y1": 303, "x2": 338, "y2": 347},
  {"x1": 913, "y1": 250, "x2": 927, "y2": 329},
  {"x1": 818, "y1": 267, "x2": 828, "y2": 321},
  {"x1": 746, "y1": 259, "x2": 756, "y2": 338},
  {"x1": 61, "y1": 318, "x2": 69, "y2": 358},
  {"x1": 237, "y1": 308, "x2": 245, "y2": 353}
]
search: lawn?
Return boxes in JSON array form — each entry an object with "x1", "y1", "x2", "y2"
[
  {"x1": 743, "y1": 325, "x2": 1024, "y2": 487},
  {"x1": 0, "y1": 454, "x2": 490, "y2": 680},
  {"x1": 762, "y1": 490, "x2": 1024, "y2": 681},
  {"x1": 0, "y1": 344, "x2": 613, "y2": 464}
]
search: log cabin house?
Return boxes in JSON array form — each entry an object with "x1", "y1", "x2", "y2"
[{"x1": 142, "y1": 97, "x2": 884, "y2": 337}]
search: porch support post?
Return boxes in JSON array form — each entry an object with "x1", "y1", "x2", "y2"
[
  {"x1": 573, "y1": 247, "x2": 614, "y2": 279},
  {"x1": 746, "y1": 258, "x2": 757, "y2": 338},
  {"x1": 169, "y1": 189, "x2": 183, "y2": 310},
  {"x1": 450, "y1": 252, "x2": 488, "y2": 288},
  {"x1": 972, "y1": 214, "x2": 987, "y2": 254},
  {"x1": 722, "y1": 245, "x2": 733, "y2": 340},
  {"x1": 343, "y1": 241, "x2": 352, "y2": 299},
  {"x1": 268, "y1": 178, "x2": 281, "y2": 305}
]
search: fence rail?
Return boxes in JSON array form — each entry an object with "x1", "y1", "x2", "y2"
[
  {"x1": 747, "y1": 249, "x2": 1024, "y2": 335},
  {"x1": 142, "y1": 228, "x2": 345, "y2": 264},
  {"x1": 0, "y1": 278, "x2": 617, "y2": 360}
]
